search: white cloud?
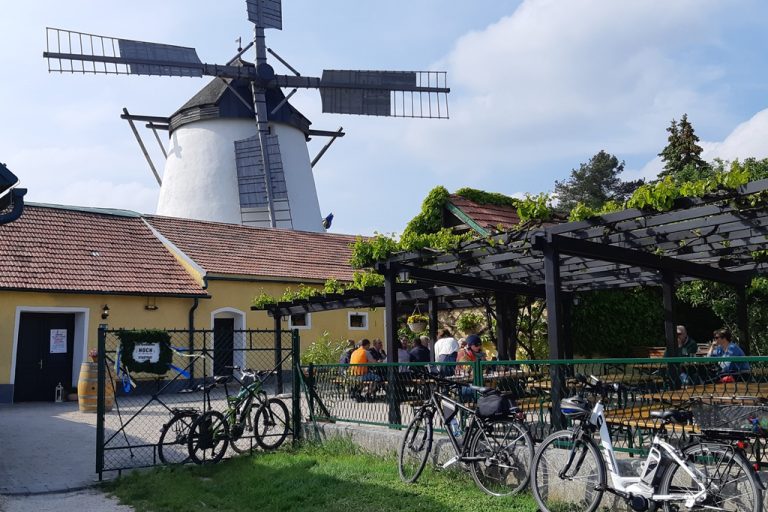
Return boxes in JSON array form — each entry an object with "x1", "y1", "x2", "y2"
[{"x1": 404, "y1": 0, "x2": 735, "y2": 178}]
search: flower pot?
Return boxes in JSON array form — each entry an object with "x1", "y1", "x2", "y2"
[{"x1": 408, "y1": 322, "x2": 427, "y2": 333}]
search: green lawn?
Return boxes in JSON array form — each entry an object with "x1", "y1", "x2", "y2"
[{"x1": 104, "y1": 439, "x2": 538, "y2": 512}]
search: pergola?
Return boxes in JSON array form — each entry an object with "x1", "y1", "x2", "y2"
[
  {"x1": 260, "y1": 178, "x2": 768, "y2": 359},
  {"x1": 255, "y1": 178, "x2": 768, "y2": 425}
]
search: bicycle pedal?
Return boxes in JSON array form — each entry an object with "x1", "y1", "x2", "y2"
[{"x1": 441, "y1": 456, "x2": 460, "y2": 469}]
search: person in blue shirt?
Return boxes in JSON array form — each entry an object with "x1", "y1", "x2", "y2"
[{"x1": 707, "y1": 328, "x2": 750, "y2": 376}]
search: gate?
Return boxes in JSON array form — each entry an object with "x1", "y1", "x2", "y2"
[{"x1": 95, "y1": 327, "x2": 300, "y2": 477}]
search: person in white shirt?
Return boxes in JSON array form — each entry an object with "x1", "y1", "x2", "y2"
[{"x1": 433, "y1": 329, "x2": 459, "y2": 375}]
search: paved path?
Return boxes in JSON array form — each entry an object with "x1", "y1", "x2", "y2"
[
  {"x1": 0, "y1": 402, "x2": 99, "y2": 494},
  {"x1": 0, "y1": 490, "x2": 133, "y2": 512}
]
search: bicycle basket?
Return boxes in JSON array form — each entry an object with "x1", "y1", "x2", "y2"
[
  {"x1": 692, "y1": 402, "x2": 768, "y2": 437},
  {"x1": 477, "y1": 392, "x2": 516, "y2": 418}
]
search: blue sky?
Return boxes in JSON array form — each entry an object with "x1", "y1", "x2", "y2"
[{"x1": 1, "y1": 1, "x2": 767, "y2": 236}]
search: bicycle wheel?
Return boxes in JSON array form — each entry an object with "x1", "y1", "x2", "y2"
[
  {"x1": 658, "y1": 442, "x2": 761, "y2": 512},
  {"x1": 530, "y1": 429, "x2": 606, "y2": 512},
  {"x1": 469, "y1": 418, "x2": 534, "y2": 496},
  {"x1": 229, "y1": 405, "x2": 256, "y2": 454},
  {"x1": 398, "y1": 411, "x2": 433, "y2": 483},
  {"x1": 158, "y1": 412, "x2": 197, "y2": 465},
  {"x1": 254, "y1": 398, "x2": 290, "y2": 450},
  {"x1": 187, "y1": 411, "x2": 229, "y2": 465}
]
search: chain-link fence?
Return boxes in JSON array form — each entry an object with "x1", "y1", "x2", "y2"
[
  {"x1": 96, "y1": 327, "x2": 298, "y2": 477},
  {"x1": 300, "y1": 356, "x2": 768, "y2": 464}
]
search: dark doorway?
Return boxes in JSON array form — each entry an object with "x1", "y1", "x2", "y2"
[
  {"x1": 213, "y1": 318, "x2": 235, "y2": 376},
  {"x1": 14, "y1": 313, "x2": 75, "y2": 402}
]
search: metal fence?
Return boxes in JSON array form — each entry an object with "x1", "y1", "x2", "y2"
[
  {"x1": 96, "y1": 327, "x2": 299, "y2": 477},
  {"x1": 300, "y1": 356, "x2": 768, "y2": 463}
]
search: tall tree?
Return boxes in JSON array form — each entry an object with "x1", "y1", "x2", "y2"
[
  {"x1": 658, "y1": 113, "x2": 710, "y2": 181},
  {"x1": 554, "y1": 150, "x2": 643, "y2": 212}
]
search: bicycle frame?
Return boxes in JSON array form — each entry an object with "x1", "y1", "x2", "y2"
[{"x1": 586, "y1": 399, "x2": 709, "y2": 505}]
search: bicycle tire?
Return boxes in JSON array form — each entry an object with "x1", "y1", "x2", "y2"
[
  {"x1": 398, "y1": 411, "x2": 433, "y2": 483},
  {"x1": 158, "y1": 411, "x2": 197, "y2": 465},
  {"x1": 229, "y1": 403, "x2": 256, "y2": 454},
  {"x1": 657, "y1": 442, "x2": 761, "y2": 512},
  {"x1": 469, "y1": 418, "x2": 533, "y2": 496},
  {"x1": 187, "y1": 410, "x2": 229, "y2": 465},
  {"x1": 254, "y1": 398, "x2": 290, "y2": 450},
  {"x1": 530, "y1": 429, "x2": 606, "y2": 512}
]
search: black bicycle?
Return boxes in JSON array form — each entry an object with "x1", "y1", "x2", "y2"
[
  {"x1": 398, "y1": 369, "x2": 534, "y2": 496},
  {"x1": 185, "y1": 367, "x2": 290, "y2": 464}
]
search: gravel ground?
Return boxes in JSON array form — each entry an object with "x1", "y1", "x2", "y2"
[{"x1": 0, "y1": 489, "x2": 133, "y2": 512}]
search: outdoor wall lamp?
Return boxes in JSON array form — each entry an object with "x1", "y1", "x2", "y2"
[
  {"x1": 101, "y1": 304, "x2": 110, "y2": 319},
  {"x1": 397, "y1": 269, "x2": 410, "y2": 282}
]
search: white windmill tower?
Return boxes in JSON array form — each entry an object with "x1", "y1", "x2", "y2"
[{"x1": 43, "y1": 0, "x2": 450, "y2": 232}]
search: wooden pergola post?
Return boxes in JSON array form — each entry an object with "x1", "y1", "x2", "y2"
[
  {"x1": 383, "y1": 267, "x2": 401, "y2": 426},
  {"x1": 543, "y1": 241, "x2": 566, "y2": 429},
  {"x1": 736, "y1": 285, "x2": 750, "y2": 355},
  {"x1": 428, "y1": 296, "x2": 438, "y2": 362}
]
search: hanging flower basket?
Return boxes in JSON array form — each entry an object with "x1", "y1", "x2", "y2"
[
  {"x1": 407, "y1": 313, "x2": 429, "y2": 333},
  {"x1": 408, "y1": 321, "x2": 427, "y2": 333}
]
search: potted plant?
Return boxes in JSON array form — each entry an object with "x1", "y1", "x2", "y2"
[
  {"x1": 456, "y1": 311, "x2": 484, "y2": 336},
  {"x1": 407, "y1": 314, "x2": 429, "y2": 333}
]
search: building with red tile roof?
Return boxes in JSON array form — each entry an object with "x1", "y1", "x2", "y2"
[
  {"x1": 0, "y1": 204, "x2": 382, "y2": 403},
  {"x1": 443, "y1": 194, "x2": 522, "y2": 235}
]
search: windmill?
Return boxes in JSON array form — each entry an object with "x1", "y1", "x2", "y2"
[{"x1": 43, "y1": 0, "x2": 450, "y2": 232}]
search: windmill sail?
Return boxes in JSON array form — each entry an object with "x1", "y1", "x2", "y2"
[
  {"x1": 246, "y1": 0, "x2": 283, "y2": 29},
  {"x1": 234, "y1": 135, "x2": 293, "y2": 228},
  {"x1": 318, "y1": 70, "x2": 449, "y2": 118},
  {"x1": 44, "y1": 28, "x2": 203, "y2": 77}
]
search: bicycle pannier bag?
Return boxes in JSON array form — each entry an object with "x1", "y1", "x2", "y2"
[{"x1": 477, "y1": 392, "x2": 516, "y2": 418}]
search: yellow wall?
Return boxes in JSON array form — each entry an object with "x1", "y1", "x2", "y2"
[{"x1": 0, "y1": 281, "x2": 384, "y2": 388}]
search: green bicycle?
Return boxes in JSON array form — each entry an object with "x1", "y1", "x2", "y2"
[{"x1": 187, "y1": 366, "x2": 291, "y2": 464}]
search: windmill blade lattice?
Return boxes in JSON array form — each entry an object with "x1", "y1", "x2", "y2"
[
  {"x1": 45, "y1": 28, "x2": 203, "y2": 77},
  {"x1": 247, "y1": 0, "x2": 282, "y2": 29}
]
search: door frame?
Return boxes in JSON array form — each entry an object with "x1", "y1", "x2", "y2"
[
  {"x1": 211, "y1": 307, "x2": 246, "y2": 370},
  {"x1": 10, "y1": 307, "x2": 90, "y2": 389}
]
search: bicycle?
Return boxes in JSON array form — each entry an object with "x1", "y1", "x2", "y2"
[
  {"x1": 157, "y1": 376, "x2": 227, "y2": 465},
  {"x1": 183, "y1": 367, "x2": 291, "y2": 464},
  {"x1": 530, "y1": 374, "x2": 763, "y2": 512},
  {"x1": 398, "y1": 369, "x2": 534, "y2": 496}
]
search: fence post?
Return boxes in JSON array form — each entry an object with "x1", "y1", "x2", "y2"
[
  {"x1": 274, "y1": 314, "x2": 283, "y2": 394},
  {"x1": 291, "y1": 329, "x2": 301, "y2": 442},
  {"x1": 473, "y1": 358, "x2": 483, "y2": 387},
  {"x1": 96, "y1": 326, "x2": 106, "y2": 480}
]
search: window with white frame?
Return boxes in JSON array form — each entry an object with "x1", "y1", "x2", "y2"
[
  {"x1": 289, "y1": 312, "x2": 311, "y2": 330},
  {"x1": 348, "y1": 312, "x2": 368, "y2": 330}
]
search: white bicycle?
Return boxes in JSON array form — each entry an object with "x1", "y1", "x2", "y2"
[{"x1": 530, "y1": 375, "x2": 763, "y2": 512}]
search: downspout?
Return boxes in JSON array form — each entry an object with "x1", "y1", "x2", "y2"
[{"x1": 188, "y1": 297, "x2": 199, "y2": 382}]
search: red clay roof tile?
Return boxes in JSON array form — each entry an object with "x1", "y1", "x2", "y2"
[
  {"x1": 0, "y1": 205, "x2": 207, "y2": 296},
  {"x1": 447, "y1": 195, "x2": 521, "y2": 232},
  {"x1": 145, "y1": 215, "x2": 359, "y2": 282}
]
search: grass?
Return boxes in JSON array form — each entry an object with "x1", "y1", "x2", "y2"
[{"x1": 104, "y1": 438, "x2": 538, "y2": 512}]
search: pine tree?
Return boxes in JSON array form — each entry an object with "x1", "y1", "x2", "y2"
[
  {"x1": 554, "y1": 150, "x2": 643, "y2": 212},
  {"x1": 658, "y1": 114, "x2": 710, "y2": 181}
]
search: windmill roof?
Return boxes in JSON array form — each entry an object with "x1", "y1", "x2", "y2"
[
  {"x1": 0, "y1": 204, "x2": 208, "y2": 297},
  {"x1": 169, "y1": 59, "x2": 311, "y2": 136},
  {"x1": 145, "y1": 215, "x2": 360, "y2": 282}
]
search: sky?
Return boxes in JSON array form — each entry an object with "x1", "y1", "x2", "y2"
[{"x1": 1, "y1": 0, "x2": 767, "y2": 236}]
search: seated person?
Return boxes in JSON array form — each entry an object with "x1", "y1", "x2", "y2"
[
  {"x1": 408, "y1": 336, "x2": 431, "y2": 363},
  {"x1": 707, "y1": 328, "x2": 750, "y2": 376},
  {"x1": 349, "y1": 339, "x2": 382, "y2": 400},
  {"x1": 456, "y1": 335, "x2": 485, "y2": 401},
  {"x1": 369, "y1": 339, "x2": 387, "y2": 362},
  {"x1": 397, "y1": 338, "x2": 411, "y2": 374},
  {"x1": 434, "y1": 329, "x2": 459, "y2": 376},
  {"x1": 664, "y1": 325, "x2": 698, "y2": 357},
  {"x1": 338, "y1": 339, "x2": 356, "y2": 365}
]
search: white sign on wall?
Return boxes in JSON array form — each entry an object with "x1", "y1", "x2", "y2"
[
  {"x1": 133, "y1": 343, "x2": 161, "y2": 364},
  {"x1": 50, "y1": 329, "x2": 67, "y2": 354}
]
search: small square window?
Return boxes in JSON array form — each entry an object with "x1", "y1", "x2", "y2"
[
  {"x1": 348, "y1": 312, "x2": 368, "y2": 330},
  {"x1": 289, "y1": 313, "x2": 311, "y2": 330}
]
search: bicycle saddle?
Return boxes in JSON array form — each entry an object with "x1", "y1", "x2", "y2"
[
  {"x1": 213, "y1": 375, "x2": 232, "y2": 384},
  {"x1": 650, "y1": 409, "x2": 692, "y2": 424},
  {"x1": 469, "y1": 385, "x2": 495, "y2": 394}
]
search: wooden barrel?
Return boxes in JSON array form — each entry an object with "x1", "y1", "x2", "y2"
[{"x1": 77, "y1": 362, "x2": 114, "y2": 413}]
